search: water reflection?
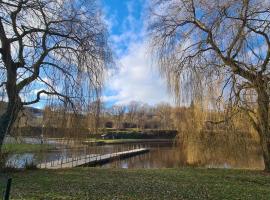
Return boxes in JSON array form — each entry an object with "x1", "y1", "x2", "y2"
[
  {"x1": 101, "y1": 142, "x2": 186, "y2": 169},
  {"x1": 5, "y1": 140, "x2": 264, "y2": 170},
  {"x1": 6, "y1": 153, "x2": 34, "y2": 168}
]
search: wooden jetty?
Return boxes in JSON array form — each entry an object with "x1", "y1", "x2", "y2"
[{"x1": 38, "y1": 148, "x2": 149, "y2": 169}]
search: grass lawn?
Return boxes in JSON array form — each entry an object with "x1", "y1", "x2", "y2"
[
  {"x1": 1, "y1": 143, "x2": 55, "y2": 154},
  {"x1": 4, "y1": 168, "x2": 270, "y2": 199}
]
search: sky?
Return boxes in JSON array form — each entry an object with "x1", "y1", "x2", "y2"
[{"x1": 100, "y1": 0, "x2": 173, "y2": 106}]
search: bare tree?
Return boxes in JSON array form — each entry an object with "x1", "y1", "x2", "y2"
[
  {"x1": 88, "y1": 98, "x2": 103, "y2": 133},
  {"x1": 136, "y1": 103, "x2": 150, "y2": 130},
  {"x1": 0, "y1": 0, "x2": 112, "y2": 147},
  {"x1": 149, "y1": 0, "x2": 270, "y2": 171},
  {"x1": 155, "y1": 103, "x2": 173, "y2": 130},
  {"x1": 126, "y1": 101, "x2": 140, "y2": 125},
  {"x1": 110, "y1": 105, "x2": 126, "y2": 129}
]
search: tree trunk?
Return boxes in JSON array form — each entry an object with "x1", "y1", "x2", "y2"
[
  {"x1": 257, "y1": 87, "x2": 270, "y2": 171},
  {"x1": 0, "y1": 66, "x2": 21, "y2": 148},
  {"x1": 0, "y1": 112, "x2": 11, "y2": 147},
  {"x1": 0, "y1": 99, "x2": 22, "y2": 147}
]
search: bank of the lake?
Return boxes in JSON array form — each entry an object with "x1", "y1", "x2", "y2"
[
  {"x1": 83, "y1": 138, "x2": 175, "y2": 145},
  {"x1": 2, "y1": 143, "x2": 55, "y2": 154},
  {"x1": 5, "y1": 168, "x2": 270, "y2": 199}
]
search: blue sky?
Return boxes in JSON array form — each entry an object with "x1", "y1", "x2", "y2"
[
  {"x1": 101, "y1": 0, "x2": 172, "y2": 106},
  {"x1": 28, "y1": 0, "x2": 172, "y2": 109}
]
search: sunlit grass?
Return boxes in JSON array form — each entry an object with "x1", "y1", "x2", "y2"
[
  {"x1": 1, "y1": 143, "x2": 55, "y2": 154},
  {"x1": 6, "y1": 168, "x2": 270, "y2": 199}
]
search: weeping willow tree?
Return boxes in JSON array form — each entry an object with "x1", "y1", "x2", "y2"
[
  {"x1": 148, "y1": 0, "x2": 270, "y2": 171},
  {"x1": 0, "y1": 0, "x2": 112, "y2": 149}
]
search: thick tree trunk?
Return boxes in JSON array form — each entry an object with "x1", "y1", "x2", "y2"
[
  {"x1": 257, "y1": 87, "x2": 270, "y2": 171},
  {"x1": 0, "y1": 65, "x2": 21, "y2": 148},
  {"x1": 0, "y1": 112, "x2": 11, "y2": 147},
  {"x1": 0, "y1": 99, "x2": 22, "y2": 147}
]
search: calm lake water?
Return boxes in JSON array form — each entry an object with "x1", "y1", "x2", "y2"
[
  {"x1": 6, "y1": 141, "x2": 187, "y2": 169},
  {"x1": 5, "y1": 138, "x2": 264, "y2": 169},
  {"x1": 101, "y1": 142, "x2": 186, "y2": 168}
]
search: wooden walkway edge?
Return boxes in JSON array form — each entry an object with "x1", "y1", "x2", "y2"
[{"x1": 38, "y1": 148, "x2": 150, "y2": 169}]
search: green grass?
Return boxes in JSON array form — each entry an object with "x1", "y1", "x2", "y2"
[
  {"x1": 1, "y1": 143, "x2": 55, "y2": 154},
  {"x1": 93, "y1": 138, "x2": 139, "y2": 143},
  {"x1": 84, "y1": 138, "x2": 173, "y2": 145},
  {"x1": 5, "y1": 168, "x2": 270, "y2": 199}
]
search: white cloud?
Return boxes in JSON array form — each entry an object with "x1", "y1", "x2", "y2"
[
  {"x1": 103, "y1": 40, "x2": 173, "y2": 105},
  {"x1": 102, "y1": 0, "x2": 173, "y2": 106}
]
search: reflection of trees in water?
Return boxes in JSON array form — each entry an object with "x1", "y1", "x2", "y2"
[
  {"x1": 4, "y1": 137, "x2": 264, "y2": 169},
  {"x1": 99, "y1": 135, "x2": 263, "y2": 169},
  {"x1": 102, "y1": 142, "x2": 187, "y2": 169},
  {"x1": 180, "y1": 132, "x2": 264, "y2": 170},
  {"x1": 170, "y1": 103, "x2": 264, "y2": 170}
]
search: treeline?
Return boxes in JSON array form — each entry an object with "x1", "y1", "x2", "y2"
[
  {"x1": 11, "y1": 99, "x2": 260, "y2": 136},
  {"x1": 103, "y1": 102, "x2": 175, "y2": 130},
  {"x1": 12, "y1": 101, "x2": 179, "y2": 133},
  {"x1": 12, "y1": 99, "x2": 258, "y2": 137}
]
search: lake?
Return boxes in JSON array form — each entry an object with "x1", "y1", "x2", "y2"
[{"x1": 4, "y1": 138, "x2": 264, "y2": 169}]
